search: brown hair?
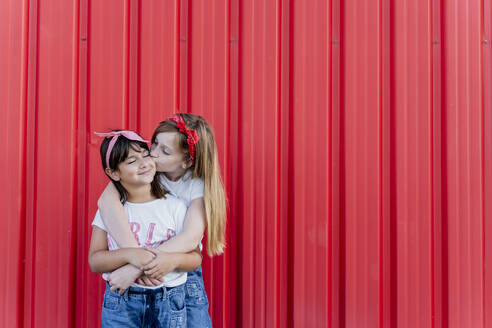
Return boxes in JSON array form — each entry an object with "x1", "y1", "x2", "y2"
[{"x1": 152, "y1": 114, "x2": 226, "y2": 256}]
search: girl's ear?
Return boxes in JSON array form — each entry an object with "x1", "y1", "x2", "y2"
[
  {"x1": 182, "y1": 160, "x2": 193, "y2": 170},
  {"x1": 105, "y1": 167, "x2": 121, "y2": 181}
]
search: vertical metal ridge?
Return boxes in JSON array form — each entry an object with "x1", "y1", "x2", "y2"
[
  {"x1": 124, "y1": 0, "x2": 138, "y2": 130},
  {"x1": 75, "y1": 0, "x2": 90, "y2": 325},
  {"x1": 69, "y1": 0, "x2": 80, "y2": 326},
  {"x1": 223, "y1": 0, "x2": 231, "y2": 325},
  {"x1": 258, "y1": 4, "x2": 268, "y2": 322},
  {"x1": 278, "y1": 0, "x2": 291, "y2": 326},
  {"x1": 232, "y1": 0, "x2": 244, "y2": 324},
  {"x1": 327, "y1": 0, "x2": 333, "y2": 326},
  {"x1": 136, "y1": 0, "x2": 141, "y2": 132},
  {"x1": 227, "y1": 0, "x2": 240, "y2": 325},
  {"x1": 23, "y1": 0, "x2": 39, "y2": 325},
  {"x1": 18, "y1": 0, "x2": 30, "y2": 326},
  {"x1": 378, "y1": 0, "x2": 384, "y2": 325},
  {"x1": 123, "y1": 0, "x2": 130, "y2": 128},
  {"x1": 482, "y1": 0, "x2": 491, "y2": 326},
  {"x1": 439, "y1": 0, "x2": 450, "y2": 325},
  {"x1": 274, "y1": 0, "x2": 281, "y2": 325},
  {"x1": 338, "y1": 0, "x2": 346, "y2": 325},
  {"x1": 174, "y1": 0, "x2": 180, "y2": 111},
  {"x1": 286, "y1": 0, "x2": 295, "y2": 325},
  {"x1": 479, "y1": 1, "x2": 486, "y2": 327},
  {"x1": 293, "y1": 0, "x2": 307, "y2": 324},
  {"x1": 428, "y1": 0, "x2": 436, "y2": 325},
  {"x1": 187, "y1": 0, "x2": 193, "y2": 114},
  {"x1": 387, "y1": 0, "x2": 398, "y2": 326}
]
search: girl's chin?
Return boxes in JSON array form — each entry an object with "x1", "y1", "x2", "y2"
[
  {"x1": 144, "y1": 175, "x2": 156, "y2": 183},
  {"x1": 134, "y1": 174, "x2": 155, "y2": 184}
]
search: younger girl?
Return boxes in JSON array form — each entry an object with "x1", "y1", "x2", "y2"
[
  {"x1": 97, "y1": 114, "x2": 227, "y2": 328},
  {"x1": 89, "y1": 130, "x2": 202, "y2": 327}
]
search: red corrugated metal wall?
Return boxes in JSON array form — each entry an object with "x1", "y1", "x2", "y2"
[{"x1": 1, "y1": 0, "x2": 491, "y2": 327}]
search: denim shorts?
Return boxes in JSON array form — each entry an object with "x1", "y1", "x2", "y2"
[
  {"x1": 101, "y1": 282, "x2": 186, "y2": 328},
  {"x1": 185, "y1": 267, "x2": 212, "y2": 327}
]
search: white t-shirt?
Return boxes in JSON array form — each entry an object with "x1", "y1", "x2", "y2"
[
  {"x1": 159, "y1": 170, "x2": 205, "y2": 249},
  {"x1": 92, "y1": 196, "x2": 187, "y2": 288},
  {"x1": 159, "y1": 170, "x2": 204, "y2": 207}
]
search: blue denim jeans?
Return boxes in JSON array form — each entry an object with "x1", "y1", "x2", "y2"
[
  {"x1": 185, "y1": 267, "x2": 212, "y2": 327},
  {"x1": 101, "y1": 282, "x2": 186, "y2": 328}
]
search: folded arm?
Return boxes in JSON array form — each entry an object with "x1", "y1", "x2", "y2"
[
  {"x1": 88, "y1": 226, "x2": 154, "y2": 273},
  {"x1": 97, "y1": 182, "x2": 140, "y2": 248},
  {"x1": 98, "y1": 183, "x2": 206, "y2": 255}
]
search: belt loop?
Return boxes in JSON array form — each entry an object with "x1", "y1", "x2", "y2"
[
  {"x1": 161, "y1": 286, "x2": 167, "y2": 300},
  {"x1": 122, "y1": 288, "x2": 129, "y2": 302}
]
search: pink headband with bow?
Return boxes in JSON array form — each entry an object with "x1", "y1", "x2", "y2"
[{"x1": 94, "y1": 130, "x2": 149, "y2": 168}]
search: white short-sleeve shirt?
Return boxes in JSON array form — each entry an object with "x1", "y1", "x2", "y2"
[
  {"x1": 92, "y1": 196, "x2": 187, "y2": 288},
  {"x1": 159, "y1": 170, "x2": 204, "y2": 207}
]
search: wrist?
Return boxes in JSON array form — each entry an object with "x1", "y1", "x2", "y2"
[
  {"x1": 125, "y1": 248, "x2": 154, "y2": 267},
  {"x1": 128, "y1": 263, "x2": 144, "y2": 276},
  {"x1": 142, "y1": 249, "x2": 155, "y2": 265},
  {"x1": 169, "y1": 253, "x2": 180, "y2": 271},
  {"x1": 135, "y1": 249, "x2": 155, "y2": 268}
]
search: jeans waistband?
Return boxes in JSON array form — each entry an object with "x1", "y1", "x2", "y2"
[{"x1": 105, "y1": 282, "x2": 177, "y2": 302}]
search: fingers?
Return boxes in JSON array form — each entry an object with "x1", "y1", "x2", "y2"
[
  {"x1": 118, "y1": 288, "x2": 126, "y2": 296},
  {"x1": 145, "y1": 267, "x2": 167, "y2": 279},
  {"x1": 144, "y1": 266, "x2": 160, "y2": 277},
  {"x1": 149, "y1": 270, "x2": 162, "y2": 279},
  {"x1": 141, "y1": 260, "x2": 157, "y2": 271},
  {"x1": 149, "y1": 277, "x2": 162, "y2": 285},
  {"x1": 151, "y1": 272, "x2": 163, "y2": 280},
  {"x1": 148, "y1": 269, "x2": 163, "y2": 280},
  {"x1": 140, "y1": 275, "x2": 155, "y2": 286}
]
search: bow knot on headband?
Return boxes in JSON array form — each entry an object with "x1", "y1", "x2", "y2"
[
  {"x1": 94, "y1": 130, "x2": 149, "y2": 168},
  {"x1": 169, "y1": 114, "x2": 199, "y2": 165}
]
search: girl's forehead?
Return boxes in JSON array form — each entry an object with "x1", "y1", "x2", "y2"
[
  {"x1": 127, "y1": 146, "x2": 146, "y2": 156},
  {"x1": 155, "y1": 132, "x2": 179, "y2": 148}
]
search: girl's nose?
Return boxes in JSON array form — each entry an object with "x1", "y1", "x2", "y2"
[
  {"x1": 139, "y1": 157, "x2": 149, "y2": 168},
  {"x1": 150, "y1": 147, "x2": 158, "y2": 158}
]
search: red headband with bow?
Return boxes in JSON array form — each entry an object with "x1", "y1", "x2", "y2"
[{"x1": 169, "y1": 114, "x2": 199, "y2": 165}]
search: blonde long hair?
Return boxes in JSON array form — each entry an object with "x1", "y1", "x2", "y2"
[{"x1": 152, "y1": 113, "x2": 226, "y2": 256}]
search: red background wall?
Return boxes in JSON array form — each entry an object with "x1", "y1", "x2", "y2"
[{"x1": 1, "y1": 0, "x2": 491, "y2": 327}]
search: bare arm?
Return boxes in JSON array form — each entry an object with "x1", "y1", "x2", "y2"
[
  {"x1": 174, "y1": 248, "x2": 202, "y2": 271},
  {"x1": 97, "y1": 182, "x2": 139, "y2": 248},
  {"x1": 100, "y1": 183, "x2": 205, "y2": 253},
  {"x1": 155, "y1": 198, "x2": 206, "y2": 253},
  {"x1": 140, "y1": 247, "x2": 203, "y2": 280},
  {"x1": 88, "y1": 226, "x2": 154, "y2": 273}
]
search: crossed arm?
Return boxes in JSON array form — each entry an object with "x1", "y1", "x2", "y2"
[
  {"x1": 88, "y1": 225, "x2": 202, "y2": 294},
  {"x1": 98, "y1": 182, "x2": 206, "y2": 254},
  {"x1": 88, "y1": 226, "x2": 155, "y2": 273},
  {"x1": 94, "y1": 182, "x2": 206, "y2": 289}
]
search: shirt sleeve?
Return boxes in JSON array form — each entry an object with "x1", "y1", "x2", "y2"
[
  {"x1": 190, "y1": 177, "x2": 204, "y2": 201},
  {"x1": 91, "y1": 209, "x2": 108, "y2": 232}
]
